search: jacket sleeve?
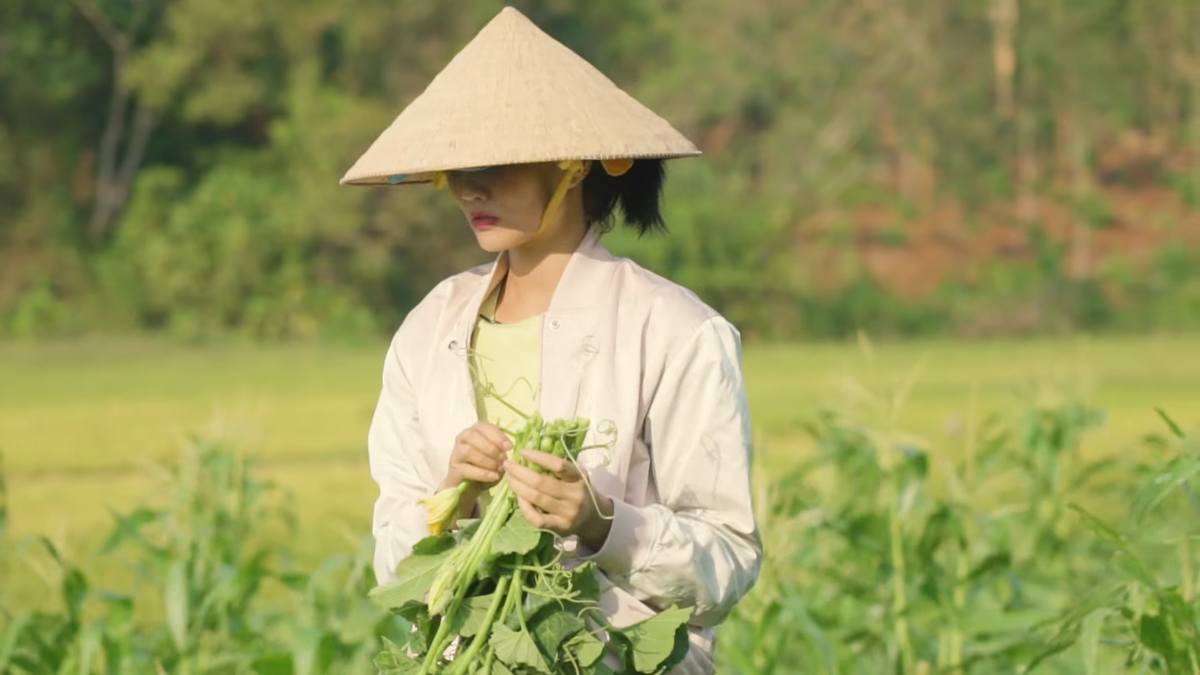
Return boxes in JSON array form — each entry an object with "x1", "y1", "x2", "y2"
[
  {"x1": 367, "y1": 326, "x2": 441, "y2": 586},
  {"x1": 581, "y1": 316, "x2": 763, "y2": 627}
]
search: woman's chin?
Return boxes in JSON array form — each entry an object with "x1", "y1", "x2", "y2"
[{"x1": 472, "y1": 229, "x2": 526, "y2": 253}]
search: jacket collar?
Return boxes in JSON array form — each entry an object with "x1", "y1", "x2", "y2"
[{"x1": 469, "y1": 226, "x2": 616, "y2": 323}]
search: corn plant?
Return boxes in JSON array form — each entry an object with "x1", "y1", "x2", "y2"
[
  {"x1": 715, "y1": 360, "x2": 1146, "y2": 674},
  {"x1": 0, "y1": 438, "x2": 406, "y2": 674},
  {"x1": 1028, "y1": 410, "x2": 1200, "y2": 673}
]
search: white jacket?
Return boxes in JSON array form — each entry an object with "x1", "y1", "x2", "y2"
[{"x1": 366, "y1": 227, "x2": 763, "y2": 673}]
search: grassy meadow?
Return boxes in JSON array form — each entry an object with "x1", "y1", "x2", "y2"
[{"x1": 1, "y1": 333, "x2": 1198, "y2": 672}]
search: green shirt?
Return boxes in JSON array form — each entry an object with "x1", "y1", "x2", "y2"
[
  {"x1": 469, "y1": 281, "x2": 541, "y2": 510},
  {"x1": 469, "y1": 282, "x2": 542, "y2": 429}
]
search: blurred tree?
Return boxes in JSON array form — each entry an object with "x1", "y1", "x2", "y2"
[{"x1": 0, "y1": 0, "x2": 1196, "y2": 340}]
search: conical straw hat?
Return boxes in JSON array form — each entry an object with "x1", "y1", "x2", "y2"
[{"x1": 340, "y1": 6, "x2": 700, "y2": 186}]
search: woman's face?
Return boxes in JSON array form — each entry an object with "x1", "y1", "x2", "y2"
[{"x1": 445, "y1": 162, "x2": 580, "y2": 253}]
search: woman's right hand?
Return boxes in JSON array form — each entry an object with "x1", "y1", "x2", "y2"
[{"x1": 440, "y1": 421, "x2": 513, "y2": 500}]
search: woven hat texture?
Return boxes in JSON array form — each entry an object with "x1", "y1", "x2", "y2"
[{"x1": 340, "y1": 6, "x2": 699, "y2": 186}]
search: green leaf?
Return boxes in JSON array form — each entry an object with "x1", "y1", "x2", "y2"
[
  {"x1": 1111, "y1": 550, "x2": 1160, "y2": 590},
  {"x1": 490, "y1": 624, "x2": 550, "y2": 674},
  {"x1": 412, "y1": 532, "x2": 456, "y2": 556},
  {"x1": 165, "y1": 559, "x2": 189, "y2": 651},
  {"x1": 490, "y1": 513, "x2": 543, "y2": 557},
  {"x1": 374, "y1": 636, "x2": 423, "y2": 674},
  {"x1": 250, "y1": 653, "x2": 294, "y2": 675},
  {"x1": 295, "y1": 630, "x2": 336, "y2": 675},
  {"x1": 1080, "y1": 610, "x2": 1105, "y2": 675},
  {"x1": 614, "y1": 606, "x2": 693, "y2": 673},
  {"x1": 654, "y1": 622, "x2": 691, "y2": 675},
  {"x1": 565, "y1": 631, "x2": 605, "y2": 668},
  {"x1": 448, "y1": 593, "x2": 495, "y2": 638},
  {"x1": 99, "y1": 507, "x2": 160, "y2": 554},
  {"x1": 454, "y1": 519, "x2": 482, "y2": 544},
  {"x1": 369, "y1": 538, "x2": 458, "y2": 610},
  {"x1": 0, "y1": 612, "x2": 31, "y2": 671},
  {"x1": 1067, "y1": 504, "x2": 1125, "y2": 545},
  {"x1": 570, "y1": 563, "x2": 602, "y2": 604},
  {"x1": 491, "y1": 661, "x2": 516, "y2": 675},
  {"x1": 1138, "y1": 614, "x2": 1174, "y2": 660},
  {"x1": 1156, "y1": 408, "x2": 1186, "y2": 439},
  {"x1": 410, "y1": 611, "x2": 436, "y2": 655},
  {"x1": 1131, "y1": 453, "x2": 1200, "y2": 524},
  {"x1": 530, "y1": 608, "x2": 585, "y2": 656}
]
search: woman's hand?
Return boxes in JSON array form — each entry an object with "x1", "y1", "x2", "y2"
[
  {"x1": 441, "y1": 421, "x2": 513, "y2": 502},
  {"x1": 504, "y1": 449, "x2": 614, "y2": 551}
]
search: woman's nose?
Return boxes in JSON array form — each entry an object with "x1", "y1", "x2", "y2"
[{"x1": 457, "y1": 176, "x2": 489, "y2": 201}]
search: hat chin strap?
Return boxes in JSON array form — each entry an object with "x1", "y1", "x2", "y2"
[{"x1": 531, "y1": 160, "x2": 585, "y2": 242}]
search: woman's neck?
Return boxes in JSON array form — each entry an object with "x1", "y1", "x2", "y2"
[{"x1": 493, "y1": 206, "x2": 587, "y2": 324}]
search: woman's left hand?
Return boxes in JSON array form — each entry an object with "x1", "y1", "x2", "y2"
[{"x1": 504, "y1": 449, "x2": 613, "y2": 550}]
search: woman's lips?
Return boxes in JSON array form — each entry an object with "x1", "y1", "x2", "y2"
[{"x1": 470, "y1": 213, "x2": 499, "y2": 229}]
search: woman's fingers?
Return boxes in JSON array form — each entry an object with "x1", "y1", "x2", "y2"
[
  {"x1": 517, "y1": 497, "x2": 558, "y2": 531},
  {"x1": 457, "y1": 428, "x2": 508, "y2": 474},
  {"x1": 456, "y1": 462, "x2": 502, "y2": 484},
  {"x1": 505, "y1": 461, "x2": 559, "y2": 501},
  {"x1": 519, "y1": 449, "x2": 581, "y2": 482},
  {"x1": 473, "y1": 421, "x2": 513, "y2": 451}
]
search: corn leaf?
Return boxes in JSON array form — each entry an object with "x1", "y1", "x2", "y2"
[
  {"x1": 0, "y1": 612, "x2": 31, "y2": 672},
  {"x1": 1079, "y1": 609, "x2": 1105, "y2": 675},
  {"x1": 100, "y1": 507, "x2": 160, "y2": 555},
  {"x1": 1138, "y1": 614, "x2": 1175, "y2": 662},
  {"x1": 1130, "y1": 453, "x2": 1200, "y2": 524},
  {"x1": 490, "y1": 624, "x2": 550, "y2": 674},
  {"x1": 165, "y1": 559, "x2": 189, "y2": 651},
  {"x1": 250, "y1": 653, "x2": 294, "y2": 675},
  {"x1": 490, "y1": 513, "x2": 542, "y2": 557},
  {"x1": 1067, "y1": 504, "x2": 1125, "y2": 546},
  {"x1": 1155, "y1": 408, "x2": 1185, "y2": 440}
]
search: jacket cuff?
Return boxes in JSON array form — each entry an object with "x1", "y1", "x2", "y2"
[{"x1": 579, "y1": 498, "x2": 657, "y2": 577}]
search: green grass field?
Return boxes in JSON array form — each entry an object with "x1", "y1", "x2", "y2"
[{"x1": 1, "y1": 333, "x2": 1197, "y2": 610}]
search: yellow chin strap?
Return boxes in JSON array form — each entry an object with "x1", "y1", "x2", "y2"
[{"x1": 431, "y1": 158, "x2": 633, "y2": 239}]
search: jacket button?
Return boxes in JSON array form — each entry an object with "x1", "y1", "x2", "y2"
[
  {"x1": 549, "y1": 319, "x2": 562, "y2": 331},
  {"x1": 448, "y1": 340, "x2": 458, "y2": 350}
]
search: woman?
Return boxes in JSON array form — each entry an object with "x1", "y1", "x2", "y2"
[{"x1": 343, "y1": 8, "x2": 762, "y2": 673}]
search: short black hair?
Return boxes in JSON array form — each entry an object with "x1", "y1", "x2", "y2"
[{"x1": 582, "y1": 159, "x2": 667, "y2": 236}]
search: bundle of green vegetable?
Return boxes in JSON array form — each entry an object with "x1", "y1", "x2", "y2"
[{"x1": 369, "y1": 410, "x2": 692, "y2": 675}]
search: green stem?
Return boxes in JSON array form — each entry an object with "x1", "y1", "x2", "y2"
[
  {"x1": 888, "y1": 475, "x2": 915, "y2": 674},
  {"x1": 949, "y1": 544, "x2": 968, "y2": 672},
  {"x1": 487, "y1": 385, "x2": 532, "y2": 422},
  {"x1": 448, "y1": 576, "x2": 511, "y2": 675},
  {"x1": 513, "y1": 577, "x2": 531, "y2": 636},
  {"x1": 419, "y1": 614, "x2": 456, "y2": 675}
]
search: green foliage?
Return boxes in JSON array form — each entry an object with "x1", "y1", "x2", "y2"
[
  {"x1": 0, "y1": 438, "x2": 407, "y2": 673},
  {"x1": 2, "y1": 356, "x2": 1199, "y2": 672},
  {"x1": 714, "y1": 355, "x2": 1198, "y2": 673},
  {"x1": 1, "y1": 0, "x2": 1197, "y2": 342}
]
